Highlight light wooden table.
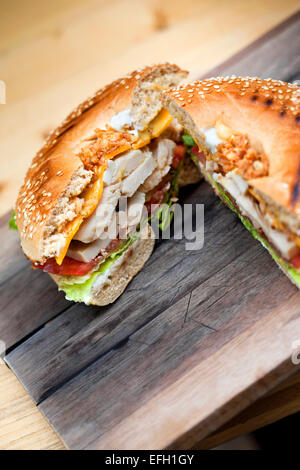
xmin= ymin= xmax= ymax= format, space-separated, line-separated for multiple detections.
xmin=0 ymin=0 xmax=299 ymax=450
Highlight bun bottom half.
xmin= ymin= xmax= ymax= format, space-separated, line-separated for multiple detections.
xmin=51 ymin=223 xmax=155 ymax=306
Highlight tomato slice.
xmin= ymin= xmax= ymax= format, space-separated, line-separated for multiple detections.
xmin=145 ymin=181 xmax=171 ymax=214
xmin=172 ymin=144 xmax=186 ymax=168
xmin=34 ymin=238 xmax=121 ymax=276
xmin=290 ymin=253 xmax=300 ymax=269
xmin=191 ymin=146 xmax=206 ymax=166
xmin=34 ymin=256 xmax=101 ymax=276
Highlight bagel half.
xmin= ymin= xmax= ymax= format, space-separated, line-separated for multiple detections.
xmin=16 ymin=63 xmax=187 ymax=263
xmin=163 ymin=76 xmax=300 ymax=288
xmin=15 ymin=63 xmax=202 ymax=306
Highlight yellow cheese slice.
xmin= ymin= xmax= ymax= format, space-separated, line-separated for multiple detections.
xmin=55 ymin=217 xmax=84 ymax=265
xmin=55 ymin=168 xmax=105 ymax=264
xmin=55 ymin=109 xmax=172 ymax=264
xmin=55 ymin=144 xmax=132 ymax=264
xmin=150 ymin=108 xmax=173 ymax=138
xmin=133 ymin=129 xmax=151 ymax=149
xmin=133 ymin=108 xmax=173 ymax=149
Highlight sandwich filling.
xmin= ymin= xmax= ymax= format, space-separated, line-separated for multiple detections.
xmin=182 ymin=122 xmax=300 ymax=286
xmin=32 ymin=110 xmax=198 ymax=303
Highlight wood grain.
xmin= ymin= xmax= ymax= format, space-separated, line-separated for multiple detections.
xmin=5 ymin=180 xmax=300 ymax=448
xmin=82 ymin=293 xmax=299 ymax=450
xmin=0 ymin=215 xmax=70 ymax=350
xmin=0 ymin=362 xmax=63 ymax=450
xmin=1 ymin=3 xmax=300 ymax=450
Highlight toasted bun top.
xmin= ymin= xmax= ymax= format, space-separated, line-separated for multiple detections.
xmin=16 ymin=63 xmax=187 ymax=262
xmin=163 ymin=77 xmax=300 ymax=219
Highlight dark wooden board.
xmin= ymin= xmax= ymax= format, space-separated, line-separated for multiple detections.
xmin=2 ymin=11 xmax=300 ymax=449
xmin=0 ymin=213 xmax=70 ymax=350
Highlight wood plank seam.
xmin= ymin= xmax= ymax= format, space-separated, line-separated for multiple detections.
xmin=4 ymin=304 xmax=74 ymax=356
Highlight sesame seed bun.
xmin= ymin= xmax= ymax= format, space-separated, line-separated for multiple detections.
xmin=16 ymin=63 xmax=187 ymax=263
xmin=163 ymin=77 xmax=300 ymax=231
xmin=89 ymin=222 xmax=155 ymax=305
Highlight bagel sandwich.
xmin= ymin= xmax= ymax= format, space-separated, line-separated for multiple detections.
xmin=163 ymin=77 xmax=300 ymax=288
xmin=15 ymin=63 xmax=202 ymax=306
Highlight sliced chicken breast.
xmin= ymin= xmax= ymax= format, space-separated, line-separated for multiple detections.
xmin=215 ymin=171 xmax=299 ymax=260
xmin=140 ymin=139 xmax=175 ymax=192
xmin=67 ymin=238 xmax=111 ymax=263
xmin=75 ymin=183 xmax=121 ymax=243
xmin=68 ymin=190 xmax=147 ymax=262
xmin=70 ymin=140 xmax=167 ymax=258
xmin=103 ymin=149 xmax=150 ymax=186
xmin=122 ymin=153 xmax=156 ymax=196
xmin=118 ymin=191 xmax=146 ymax=238
xmin=68 ymin=212 xmax=118 ymax=262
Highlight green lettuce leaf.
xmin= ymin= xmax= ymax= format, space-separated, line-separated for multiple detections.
xmin=182 ymin=133 xmax=200 ymax=165
xmin=206 ymin=173 xmax=300 ymax=287
xmin=58 ymin=237 xmax=135 ymax=304
xmin=155 ymin=155 xmax=185 ymax=231
xmin=9 ymin=210 xmax=18 ymax=230
xmin=182 ymin=133 xmax=196 ymax=148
